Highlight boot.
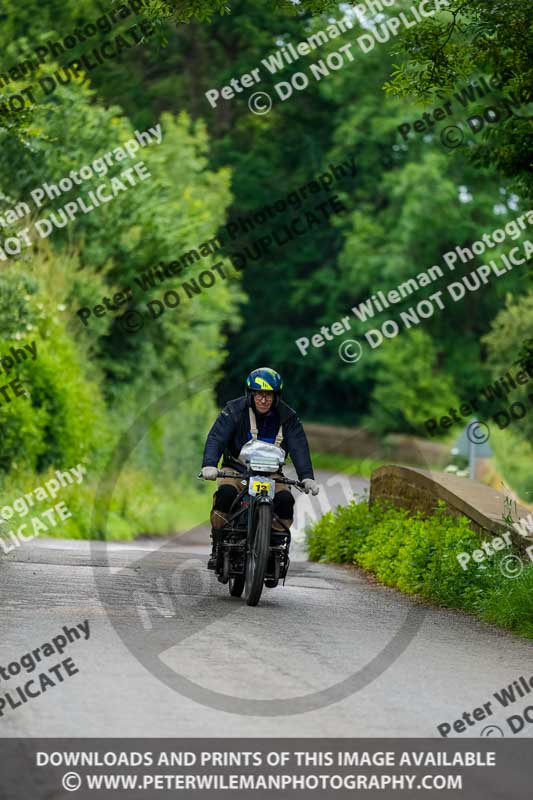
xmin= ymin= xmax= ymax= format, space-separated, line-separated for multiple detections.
xmin=207 ymin=529 xmax=219 ymax=570
xmin=207 ymin=509 xmax=229 ymax=569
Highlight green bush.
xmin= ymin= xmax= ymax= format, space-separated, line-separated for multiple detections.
xmin=0 ymin=242 xmax=219 ymax=542
xmin=366 ymin=329 xmax=460 ymax=434
xmin=307 ymin=499 xmax=533 ymax=639
xmin=477 ymin=569 xmax=533 ymax=639
xmin=0 ymin=462 xmax=212 ymax=544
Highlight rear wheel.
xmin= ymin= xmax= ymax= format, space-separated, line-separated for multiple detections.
xmin=245 ymin=503 xmax=271 ymax=606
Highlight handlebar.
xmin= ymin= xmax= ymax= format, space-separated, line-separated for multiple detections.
xmin=197 ymin=469 xmax=313 ymax=493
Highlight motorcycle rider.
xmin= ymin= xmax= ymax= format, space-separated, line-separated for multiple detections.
xmin=201 ymin=367 xmax=319 ymax=569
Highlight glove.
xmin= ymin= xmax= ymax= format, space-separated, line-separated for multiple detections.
xmin=201 ymin=466 xmax=218 ymax=481
xmin=303 ymin=478 xmax=319 ymax=496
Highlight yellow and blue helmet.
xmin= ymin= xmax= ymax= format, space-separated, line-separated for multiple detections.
xmin=245 ymin=367 xmax=283 ymax=405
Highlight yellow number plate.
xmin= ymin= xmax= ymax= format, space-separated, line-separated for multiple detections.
xmin=252 ymin=480 xmax=271 ymax=493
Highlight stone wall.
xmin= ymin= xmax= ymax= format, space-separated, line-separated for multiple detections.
xmin=304 ymin=423 xmax=450 ymax=468
xmin=369 ymin=465 xmax=533 ymax=554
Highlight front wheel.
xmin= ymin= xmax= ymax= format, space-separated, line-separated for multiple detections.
xmin=245 ymin=503 xmax=271 ymax=606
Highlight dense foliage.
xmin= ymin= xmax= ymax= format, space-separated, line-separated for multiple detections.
xmin=0 ymin=0 xmax=531 ymax=535
xmin=384 ymin=0 xmax=533 ymax=202
xmin=307 ymin=499 xmax=533 ymax=638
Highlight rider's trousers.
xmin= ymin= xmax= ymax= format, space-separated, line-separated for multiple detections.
xmin=211 ymin=476 xmax=294 ymax=531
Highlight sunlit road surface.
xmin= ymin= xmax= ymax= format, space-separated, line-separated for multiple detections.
xmin=0 ymin=471 xmax=531 ymax=738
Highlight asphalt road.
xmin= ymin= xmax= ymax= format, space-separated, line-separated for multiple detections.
xmin=0 ymin=470 xmax=532 ymax=738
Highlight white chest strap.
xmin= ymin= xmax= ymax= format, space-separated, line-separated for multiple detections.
xmin=248 ymin=407 xmax=283 ymax=447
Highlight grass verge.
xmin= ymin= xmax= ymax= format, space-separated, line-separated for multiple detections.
xmin=0 ymin=465 xmax=211 ymax=543
xmin=312 ymin=453 xmax=387 ymax=477
xmin=306 ymin=498 xmax=533 ymax=639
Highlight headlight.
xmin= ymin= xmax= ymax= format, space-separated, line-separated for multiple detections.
xmin=249 ymin=459 xmax=280 ymax=472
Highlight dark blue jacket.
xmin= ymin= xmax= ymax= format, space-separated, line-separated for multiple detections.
xmin=202 ymin=396 xmax=314 ymax=480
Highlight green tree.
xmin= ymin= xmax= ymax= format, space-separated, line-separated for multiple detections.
xmin=366 ymin=329 xmax=459 ymax=433
xmin=384 ymin=0 xmax=533 ymax=201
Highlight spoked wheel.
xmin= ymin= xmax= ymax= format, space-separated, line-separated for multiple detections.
xmin=245 ymin=503 xmax=271 ymax=606
xmin=229 ymin=575 xmax=245 ymax=597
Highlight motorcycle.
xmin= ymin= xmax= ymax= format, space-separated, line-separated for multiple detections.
xmin=198 ymin=442 xmax=312 ymax=606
